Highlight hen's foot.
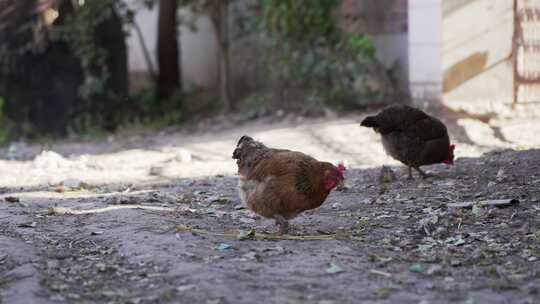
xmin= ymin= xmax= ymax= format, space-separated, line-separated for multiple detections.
xmin=414 ymin=167 xmax=434 ymax=179
xmin=273 ymin=215 xmax=289 ymax=235
xmin=407 ymin=167 xmax=414 ymax=180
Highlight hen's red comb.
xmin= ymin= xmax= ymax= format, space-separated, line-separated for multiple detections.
xmin=337 ymin=163 xmax=346 ymax=172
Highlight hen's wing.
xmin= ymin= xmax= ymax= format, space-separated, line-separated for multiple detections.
xmin=375 ymin=106 xmax=450 ymax=165
xmin=244 ymin=152 xmax=322 ymax=218
xmin=373 ymin=105 xmax=429 ymax=134
xmin=406 ymin=116 xmax=448 ymax=141
xmin=386 ymin=115 xmax=450 ymax=166
xmin=247 ymin=150 xmax=317 ymax=189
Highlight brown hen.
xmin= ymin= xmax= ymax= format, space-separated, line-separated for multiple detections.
xmin=232 ymin=136 xmax=345 ymax=235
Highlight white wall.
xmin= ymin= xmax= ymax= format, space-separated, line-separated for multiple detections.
xmin=125 ymin=2 xmax=218 ymax=89
xmin=442 ymin=0 xmax=514 ymax=113
xmin=372 ymin=33 xmax=409 ymax=86
xmin=126 ymin=0 xmax=412 ymax=94
xmin=178 ymin=10 xmax=218 ymax=89
xmin=408 ymin=0 xmax=443 ymax=105
xmin=126 ymin=4 xmax=158 ymax=72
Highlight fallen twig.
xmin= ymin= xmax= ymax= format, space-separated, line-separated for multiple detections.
xmin=176 ymin=225 xmax=357 ymax=241
xmin=40 ymin=204 xmax=193 ymax=216
xmin=369 ymin=269 xmax=393 ymax=278
xmin=447 ymin=199 xmax=519 ymax=209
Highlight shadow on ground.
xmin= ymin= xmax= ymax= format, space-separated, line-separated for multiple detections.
xmin=0 ymin=149 xmax=539 ymax=303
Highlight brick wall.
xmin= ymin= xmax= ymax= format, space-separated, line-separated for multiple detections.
xmin=338 ymin=0 xmax=408 ymax=35
xmin=337 ymin=0 xmax=410 ymax=89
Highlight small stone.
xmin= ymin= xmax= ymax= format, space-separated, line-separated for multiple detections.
xmin=409 ymin=263 xmax=423 ymax=273
xmin=149 ymin=166 xmax=164 ymax=176
xmin=450 ymin=259 xmax=462 ymax=267
xmin=496 ymin=169 xmax=506 ymax=181
xmin=47 ymin=259 xmax=59 ymax=270
xmin=243 ymin=252 xmax=262 ymax=262
xmin=63 ymin=178 xmax=83 ymax=189
xmin=237 ymin=230 xmax=255 ymax=240
xmin=215 ymin=243 xmax=232 ymax=251
xmin=326 ymin=263 xmax=344 ymax=274
xmin=176 ymin=149 xmax=192 ymax=163
xmin=379 ymin=166 xmax=396 ymax=183
xmin=177 ymin=284 xmax=196 ymax=292
xmin=426 ymin=265 xmax=443 ymax=276
xmin=96 ymin=262 xmax=107 ymax=272
xmin=4 ymin=196 xmax=19 ymax=203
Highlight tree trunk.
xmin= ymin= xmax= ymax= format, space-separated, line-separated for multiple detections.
xmin=94 ymin=6 xmax=129 ymax=131
xmin=210 ymin=1 xmax=232 ymax=112
xmin=157 ymin=0 xmax=180 ymax=100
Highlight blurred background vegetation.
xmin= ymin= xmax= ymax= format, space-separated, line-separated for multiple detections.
xmin=0 ymin=0 xmax=403 ymax=141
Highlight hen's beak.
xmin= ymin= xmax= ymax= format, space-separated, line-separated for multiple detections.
xmin=232 ymin=148 xmax=240 ymax=159
xmin=336 ymin=179 xmax=346 ymax=191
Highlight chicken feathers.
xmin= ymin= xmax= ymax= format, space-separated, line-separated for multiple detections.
xmin=232 ymin=136 xmax=345 ymax=234
xmin=361 ymin=105 xmax=455 ymax=179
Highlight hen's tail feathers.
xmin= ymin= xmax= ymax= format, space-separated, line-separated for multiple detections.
xmin=232 ymin=135 xmax=254 ymax=160
xmin=360 ymin=116 xmax=379 ymax=129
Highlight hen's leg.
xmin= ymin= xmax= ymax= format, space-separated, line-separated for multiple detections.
xmin=414 ymin=167 xmax=432 ymax=179
xmin=273 ymin=215 xmax=289 ymax=235
xmin=407 ymin=167 xmax=414 ymax=180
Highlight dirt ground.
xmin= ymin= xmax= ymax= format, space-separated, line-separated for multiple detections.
xmin=0 ymin=109 xmax=539 ymax=304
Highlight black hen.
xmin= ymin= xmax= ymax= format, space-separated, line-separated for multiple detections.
xmin=361 ymin=105 xmax=455 ymax=179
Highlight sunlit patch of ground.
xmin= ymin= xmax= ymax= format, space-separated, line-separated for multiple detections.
xmin=1 ymin=112 xmax=539 ymax=189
